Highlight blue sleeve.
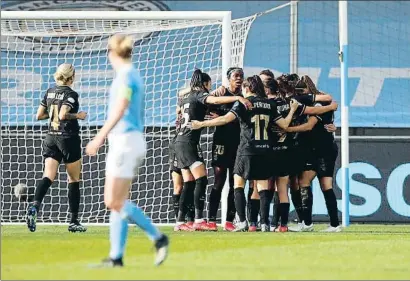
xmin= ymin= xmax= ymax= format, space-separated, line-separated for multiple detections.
xmin=118 ymin=70 xmax=143 ymax=101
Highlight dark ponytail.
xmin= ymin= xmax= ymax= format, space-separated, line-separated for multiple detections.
xmin=243 ymin=75 xmax=266 ymax=98
xmin=190 ymin=68 xmax=211 ymax=93
xmin=264 ymin=77 xmax=278 ymax=94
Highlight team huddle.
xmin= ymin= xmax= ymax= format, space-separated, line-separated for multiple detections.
xmin=170 ymin=68 xmax=341 ymax=233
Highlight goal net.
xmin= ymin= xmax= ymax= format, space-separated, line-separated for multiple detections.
xmin=1 ymin=11 xmax=258 ymax=224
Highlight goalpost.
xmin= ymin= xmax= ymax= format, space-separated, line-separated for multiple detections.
xmin=0 ymin=10 xmax=258 ymax=225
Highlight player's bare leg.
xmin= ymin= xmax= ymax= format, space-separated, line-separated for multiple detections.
xmin=66 ymin=159 xmax=87 ymax=232
xmin=97 ymin=176 xmax=168 ymax=267
xmin=27 ymin=157 xmax=58 ymax=232
xmin=320 ymin=177 xmax=342 ymax=232
xmin=233 ymin=175 xmax=248 ymax=232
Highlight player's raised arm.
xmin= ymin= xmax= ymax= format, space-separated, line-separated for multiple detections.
xmin=274 ymin=99 xmax=298 ymax=130
xmin=286 ymin=116 xmax=318 ymax=132
xmin=303 ymin=101 xmax=338 ymax=115
xmin=191 ymin=111 xmax=236 ymax=129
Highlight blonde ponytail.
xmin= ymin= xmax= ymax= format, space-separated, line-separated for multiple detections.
xmin=108 ymin=34 xmax=133 ymax=60
xmin=54 ymin=63 xmax=75 ymax=86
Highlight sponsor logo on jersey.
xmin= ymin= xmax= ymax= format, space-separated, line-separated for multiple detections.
xmin=1 ymin=0 xmax=170 ymax=54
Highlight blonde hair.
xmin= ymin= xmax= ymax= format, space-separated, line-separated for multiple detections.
xmin=54 ymin=63 xmax=75 ymax=86
xmin=108 ymin=34 xmax=133 ymax=60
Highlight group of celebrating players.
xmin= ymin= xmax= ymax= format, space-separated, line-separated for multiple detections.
xmin=169 ymin=67 xmax=342 ymax=233
xmin=21 ymin=34 xmax=340 ymax=267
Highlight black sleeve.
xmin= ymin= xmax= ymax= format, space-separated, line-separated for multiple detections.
xmin=296 ymin=102 xmax=306 ymax=116
xmin=297 ymin=94 xmax=316 ymax=106
xmin=62 ymin=91 xmax=78 ymax=109
xmin=229 ymin=101 xmax=246 ymax=120
xmin=40 ymin=91 xmax=48 ymax=107
xmin=269 ymin=101 xmax=282 ymax=122
xmin=196 ymin=91 xmax=210 ymax=105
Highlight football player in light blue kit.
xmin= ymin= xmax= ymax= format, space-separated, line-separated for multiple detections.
xmin=86 ymin=34 xmax=169 ymax=267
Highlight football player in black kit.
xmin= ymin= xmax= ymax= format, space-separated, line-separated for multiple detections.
xmin=262 ymin=74 xmax=338 ymax=232
xmin=286 ymin=75 xmax=341 ymax=232
xmin=170 ymin=94 xmax=196 ymax=231
xmin=276 ymin=73 xmax=334 ymax=232
xmin=26 ymin=63 xmax=87 ymax=233
xmin=192 ymin=75 xmax=298 ymax=232
xmin=206 ymin=67 xmax=244 ymax=232
xmin=174 ymin=69 xmax=252 ymax=231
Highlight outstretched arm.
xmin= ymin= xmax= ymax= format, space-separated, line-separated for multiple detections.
xmin=191 ymin=112 xmax=237 ymax=130
xmin=315 ymin=94 xmax=332 ymax=102
xmin=304 ymin=101 xmax=338 ymax=115
xmin=274 ymin=99 xmax=298 ymax=130
xmin=205 ymin=95 xmax=252 ymax=109
xmin=286 ymin=116 xmax=318 ymax=132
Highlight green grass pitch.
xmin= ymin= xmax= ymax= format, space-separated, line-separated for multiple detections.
xmin=1 ymin=224 xmax=409 ymax=280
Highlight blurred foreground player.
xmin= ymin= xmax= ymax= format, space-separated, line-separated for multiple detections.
xmin=26 ymin=63 xmax=87 ymax=233
xmin=86 ymin=34 xmax=168 ymax=267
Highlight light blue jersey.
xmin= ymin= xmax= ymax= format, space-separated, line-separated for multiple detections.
xmin=108 ymin=64 xmax=144 ymax=134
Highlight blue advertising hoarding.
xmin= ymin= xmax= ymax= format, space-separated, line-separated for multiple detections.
xmin=1 ymin=0 xmax=410 ymax=127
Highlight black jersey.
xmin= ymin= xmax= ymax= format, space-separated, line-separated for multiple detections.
xmin=176 ymin=89 xmax=209 ymax=143
xmin=209 ymin=89 xmax=241 ymax=145
xmin=230 ymin=96 xmax=282 ymax=156
xmin=311 ymin=101 xmax=335 ymax=147
xmin=293 ymin=94 xmax=317 ymax=146
xmin=270 ymin=96 xmax=306 ymax=149
xmin=40 ymin=85 xmax=80 ymax=136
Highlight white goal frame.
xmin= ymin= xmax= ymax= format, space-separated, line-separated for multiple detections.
xmin=1 ymin=10 xmax=236 ymax=226
xmin=1 ymin=10 xmax=232 ymax=85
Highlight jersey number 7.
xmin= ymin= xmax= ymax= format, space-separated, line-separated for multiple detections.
xmin=251 ymin=114 xmax=270 ymax=141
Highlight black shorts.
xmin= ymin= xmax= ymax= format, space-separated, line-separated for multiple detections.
xmin=211 ymin=141 xmax=239 ymax=169
xmin=286 ymin=144 xmax=307 ymax=176
xmin=233 ymin=154 xmax=273 ymax=180
xmin=271 ymin=148 xmax=291 ymax=177
xmin=42 ymin=134 xmax=82 ymax=164
xmin=174 ymin=141 xmax=204 ymax=169
xmin=315 ymin=142 xmax=338 ymax=178
xmin=168 ymin=142 xmax=181 ymax=175
xmin=299 ymin=144 xmax=318 ymax=173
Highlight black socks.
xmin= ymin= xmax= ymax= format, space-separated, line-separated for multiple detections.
xmin=323 ymin=189 xmax=340 ymax=227
xmin=194 ymin=176 xmax=208 ymax=220
xmin=234 ymin=188 xmax=246 ymax=222
xmin=68 ymin=182 xmax=80 ymax=223
xmin=33 ymin=177 xmax=53 ymax=210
